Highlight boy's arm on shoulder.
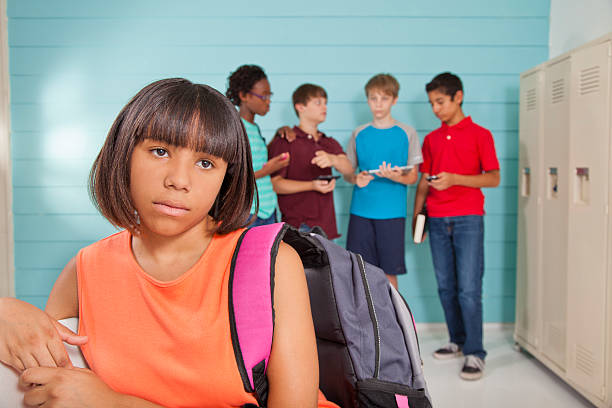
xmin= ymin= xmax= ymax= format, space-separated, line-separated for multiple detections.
xmin=46 ymin=256 xmax=79 ymax=320
xmin=266 ymin=242 xmax=318 ymax=408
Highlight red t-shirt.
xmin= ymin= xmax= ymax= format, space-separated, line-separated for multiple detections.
xmin=268 ymin=126 xmax=344 ymax=239
xmin=419 ymin=116 xmax=499 ymax=217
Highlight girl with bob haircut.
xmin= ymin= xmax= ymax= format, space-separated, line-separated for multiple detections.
xmin=0 ymin=78 xmax=335 ymax=408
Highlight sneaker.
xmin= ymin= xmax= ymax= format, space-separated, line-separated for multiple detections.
xmin=460 ymin=355 xmax=485 ymax=380
xmin=432 ymin=343 xmax=462 ymax=360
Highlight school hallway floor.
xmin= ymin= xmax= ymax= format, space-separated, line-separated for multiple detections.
xmin=417 ymin=325 xmax=595 ymax=408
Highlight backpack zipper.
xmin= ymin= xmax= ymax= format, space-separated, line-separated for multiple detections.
xmin=356 ymin=254 xmax=381 ymax=378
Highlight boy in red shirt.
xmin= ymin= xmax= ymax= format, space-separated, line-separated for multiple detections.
xmin=268 ymin=84 xmax=353 ymax=239
xmin=413 ymin=72 xmax=500 ymax=380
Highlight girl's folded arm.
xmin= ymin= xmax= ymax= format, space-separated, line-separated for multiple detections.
xmin=266 ymin=242 xmax=318 ymax=408
xmin=46 ymin=256 xmax=79 ymax=320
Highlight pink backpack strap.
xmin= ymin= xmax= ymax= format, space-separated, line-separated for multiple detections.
xmin=229 ymin=222 xmax=288 ymax=406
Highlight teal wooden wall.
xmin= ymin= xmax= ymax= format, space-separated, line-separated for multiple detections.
xmin=8 ymin=0 xmax=550 ymax=321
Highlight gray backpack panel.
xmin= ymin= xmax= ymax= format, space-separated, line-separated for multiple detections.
xmin=283 ymin=227 xmax=433 ymax=408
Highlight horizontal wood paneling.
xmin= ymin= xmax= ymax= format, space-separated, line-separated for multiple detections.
xmin=9 ymin=18 xmax=548 ymax=47
xmin=10 ymin=46 xmax=546 ymax=76
xmin=8 ymin=1 xmax=550 ymax=18
xmin=8 ymin=0 xmax=550 ymax=322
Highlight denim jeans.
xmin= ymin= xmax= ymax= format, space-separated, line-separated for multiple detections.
xmin=428 ymin=215 xmax=486 ymax=360
xmin=249 ymin=210 xmax=277 ymax=227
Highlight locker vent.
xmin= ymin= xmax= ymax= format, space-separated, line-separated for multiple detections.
xmin=575 ymin=344 xmax=595 ymax=377
xmin=526 ymin=88 xmax=537 ymax=111
xmin=579 ymin=66 xmax=600 ymax=96
xmin=551 ymin=78 xmax=565 ymax=104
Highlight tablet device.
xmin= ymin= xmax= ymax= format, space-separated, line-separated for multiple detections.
xmin=367 ymin=165 xmax=414 ymax=174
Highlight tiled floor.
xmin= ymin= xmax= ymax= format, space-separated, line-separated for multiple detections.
xmin=418 ymin=325 xmax=595 ymax=408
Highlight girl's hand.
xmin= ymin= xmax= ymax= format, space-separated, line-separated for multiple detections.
xmin=264 ymin=152 xmax=290 ymax=174
xmin=0 ymin=298 xmax=87 ymax=372
xmin=20 ymin=367 xmax=121 ymax=408
xmin=311 ymin=179 xmax=336 ymax=194
xmin=428 ymin=171 xmax=455 ymax=191
xmin=355 ymin=171 xmax=374 ymax=188
xmin=377 ymin=162 xmax=403 ymax=182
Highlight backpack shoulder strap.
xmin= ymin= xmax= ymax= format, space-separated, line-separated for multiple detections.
xmin=229 ymin=222 xmax=288 ymax=406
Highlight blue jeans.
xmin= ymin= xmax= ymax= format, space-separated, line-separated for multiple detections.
xmin=250 ymin=210 xmax=277 ymax=227
xmin=428 ymin=215 xmax=486 ymax=360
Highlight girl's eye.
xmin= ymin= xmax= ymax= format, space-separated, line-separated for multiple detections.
xmin=152 ymin=148 xmax=168 ymax=157
xmin=197 ymin=159 xmax=213 ymax=169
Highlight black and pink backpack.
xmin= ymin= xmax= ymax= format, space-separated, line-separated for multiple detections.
xmin=229 ymin=223 xmax=433 ymax=408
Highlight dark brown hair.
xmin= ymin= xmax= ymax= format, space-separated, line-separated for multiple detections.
xmin=426 ymin=72 xmax=463 ymax=106
xmin=292 ymin=83 xmax=327 ymax=116
xmin=226 ymin=65 xmax=267 ymax=106
xmin=365 ymin=73 xmax=400 ymax=98
xmin=89 ymin=78 xmax=256 ymax=234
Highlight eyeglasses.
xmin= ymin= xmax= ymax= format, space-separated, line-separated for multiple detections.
xmin=248 ymin=91 xmax=273 ymax=101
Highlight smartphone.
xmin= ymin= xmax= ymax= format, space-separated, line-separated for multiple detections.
xmin=426 ymin=175 xmax=439 ymax=181
xmin=316 ymin=174 xmax=341 ymax=181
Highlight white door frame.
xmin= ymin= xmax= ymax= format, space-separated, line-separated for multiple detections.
xmin=0 ymin=0 xmax=14 ymax=298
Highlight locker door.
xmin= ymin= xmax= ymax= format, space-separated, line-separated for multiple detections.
xmin=516 ymin=69 xmax=544 ymax=349
xmin=541 ymin=57 xmax=571 ymax=370
xmin=567 ymin=40 xmax=611 ymax=399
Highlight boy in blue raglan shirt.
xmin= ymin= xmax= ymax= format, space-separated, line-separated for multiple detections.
xmin=345 ymin=73 xmax=423 ymax=289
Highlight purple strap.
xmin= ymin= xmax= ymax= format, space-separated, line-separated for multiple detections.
xmin=231 ymin=223 xmax=285 ymax=391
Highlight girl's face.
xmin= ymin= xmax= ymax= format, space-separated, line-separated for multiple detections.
xmin=242 ymin=78 xmax=272 ymax=116
xmin=129 ymin=139 xmax=228 ymax=237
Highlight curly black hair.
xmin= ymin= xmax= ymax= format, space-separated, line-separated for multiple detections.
xmin=226 ymin=65 xmax=267 ymax=106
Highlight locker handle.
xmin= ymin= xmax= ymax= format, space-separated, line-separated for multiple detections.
xmin=521 ymin=167 xmax=530 ymax=197
xmin=574 ymin=167 xmax=590 ymax=205
xmin=548 ymin=167 xmax=558 ymax=199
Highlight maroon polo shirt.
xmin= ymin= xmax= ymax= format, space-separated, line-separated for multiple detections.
xmin=420 ymin=116 xmax=500 ymax=217
xmin=268 ymin=126 xmax=345 ymax=239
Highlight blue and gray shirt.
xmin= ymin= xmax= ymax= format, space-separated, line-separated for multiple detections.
xmin=346 ymin=121 xmax=423 ymax=219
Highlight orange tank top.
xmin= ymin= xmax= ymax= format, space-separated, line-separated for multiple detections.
xmin=77 ymin=229 xmax=258 ymax=407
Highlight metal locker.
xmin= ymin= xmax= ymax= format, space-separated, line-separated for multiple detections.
xmin=540 ymin=56 xmax=571 ymax=371
xmin=566 ymin=40 xmax=611 ymax=400
xmin=515 ymin=68 xmax=545 ymax=350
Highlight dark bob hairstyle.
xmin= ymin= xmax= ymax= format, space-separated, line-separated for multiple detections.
xmin=89 ymin=78 xmax=257 ymax=234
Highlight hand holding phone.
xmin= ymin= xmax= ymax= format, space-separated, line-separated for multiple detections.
xmin=316 ymin=174 xmax=341 ymax=181
xmin=426 ymin=175 xmax=439 ymax=181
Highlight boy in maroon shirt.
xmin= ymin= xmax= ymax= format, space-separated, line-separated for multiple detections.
xmin=413 ymin=72 xmax=500 ymax=380
xmin=268 ymin=84 xmax=353 ymax=239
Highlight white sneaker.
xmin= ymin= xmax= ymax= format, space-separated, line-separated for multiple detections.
xmin=460 ymin=355 xmax=485 ymax=380
xmin=432 ymin=343 xmax=463 ymax=360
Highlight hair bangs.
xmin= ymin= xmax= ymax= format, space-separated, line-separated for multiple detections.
xmin=135 ymin=84 xmax=241 ymax=165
